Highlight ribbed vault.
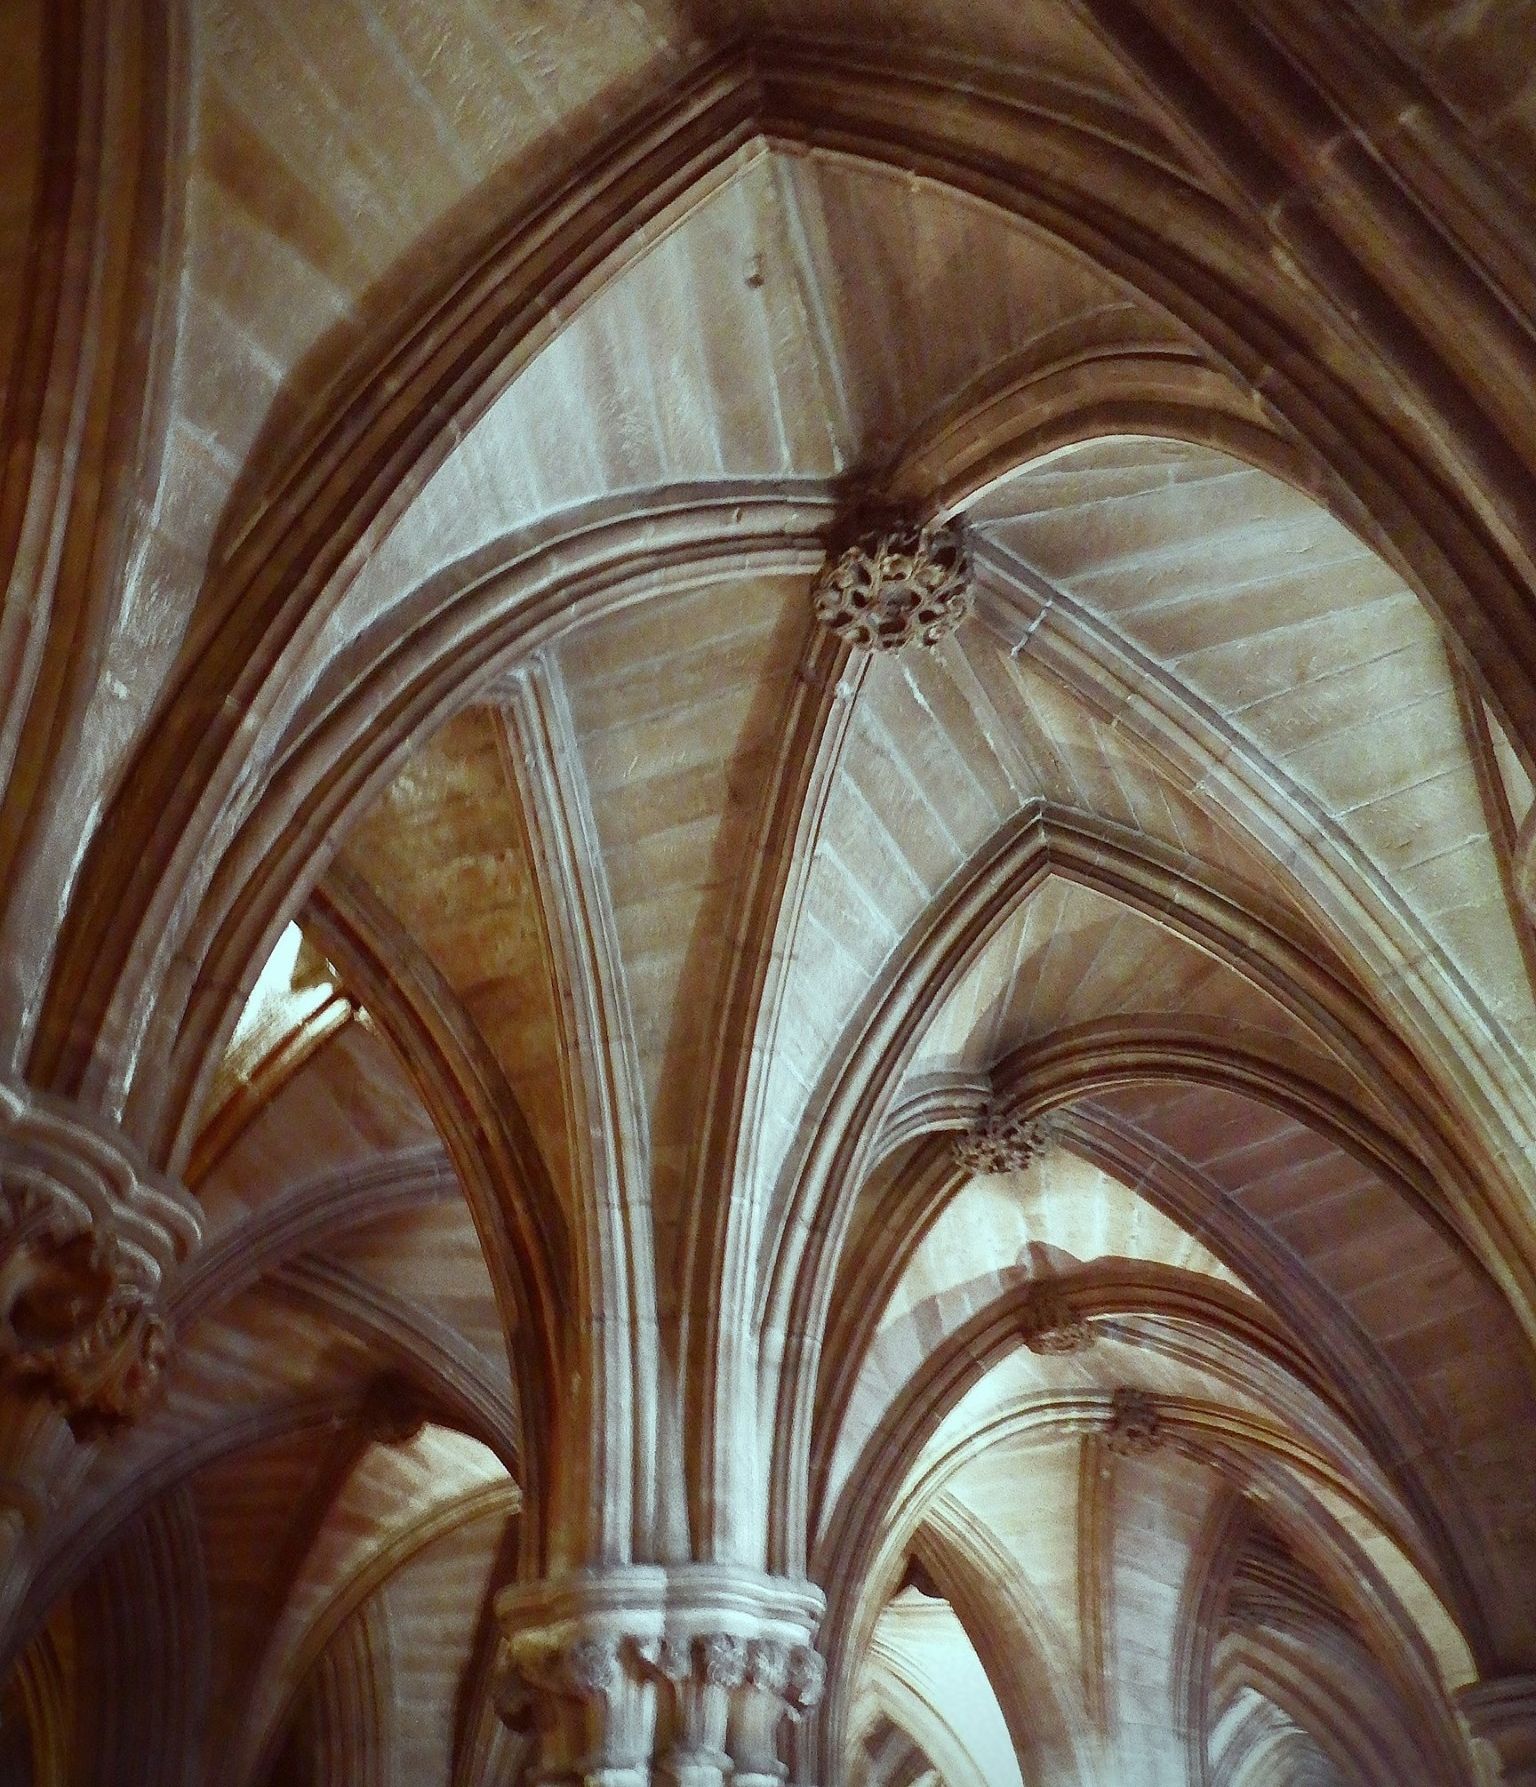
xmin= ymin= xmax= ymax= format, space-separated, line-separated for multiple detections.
xmin=4 ymin=2 xmax=1536 ymax=1783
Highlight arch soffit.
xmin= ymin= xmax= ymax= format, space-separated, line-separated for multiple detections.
xmin=301 ymin=867 xmax=564 ymax=1508
xmin=1177 ymin=1488 xmax=1255 ymax=1787
xmin=139 ymin=491 xmax=833 ymax=1168
xmin=815 ymin=1260 xmax=1435 ymax=1560
xmin=919 ymin=1461 xmax=1451 ymax=1786
xmin=158 ymin=380 xmax=1329 ymax=1179
xmin=128 ymin=443 xmax=1464 ymax=1258
xmin=35 ymin=425 xmax=1521 ymax=1472
xmin=0 ymin=0 xmax=193 ymax=1048
xmin=260 ymin=427 xmax=1536 ymax=1258
xmin=237 ymin=1464 xmax=516 ymax=1787
xmin=802 ymin=1015 xmax=1536 ymax=1657
xmin=816 ymin=1101 xmax=1526 ymax=1657
xmin=59 ymin=1487 xmax=209 ymax=1787
xmin=171 ymin=1143 xmax=460 ymax=1329
xmin=965 ymin=519 xmax=1536 ymax=1151
xmin=915 ymin=1497 xmax=1092 ymax=1786
xmin=8 ymin=41 xmax=1521 ymax=1715
xmin=6 ymin=1393 xmax=348 ymax=1681
xmin=170 ymin=518 xmax=1536 ymax=1608
xmin=812 ymin=1133 xmax=1475 ymax=1513
xmin=814 ymin=1231 xmax=1502 ymax=1655
xmin=860 ymin=1619 xmax=1009 ymax=1787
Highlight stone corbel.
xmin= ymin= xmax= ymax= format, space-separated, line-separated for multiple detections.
xmin=493 ymin=1631 xmax=641 ymax=1786
xmin=0 ymin=1083 xmax=199 ymax=1427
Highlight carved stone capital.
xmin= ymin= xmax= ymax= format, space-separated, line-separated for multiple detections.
xmin=696 ymin=1631 xmax=747 ymax=1690
xmin=493 ymin=1566 xmax=825 ymax=1787
xmin=1105 ymin=1388 xmax=1164 ymax=1457
xmin=811 ymin=511 xmax=972 ymax=653
xmin=490 ymin=1642 xmax=538 ymax=1734
xmin=565 ymin=1635 xmax=623 ymax=1697
xmin=492 ymin=1631 xmax=638 ymax=1784
xmin=500 ymin=1633 xmax=624 ymax=1703
xmin=953 ymin=1106 xmax=1046 ymax=1176
xmin=783 ymin=1644 xmax=826 ymax=1714
xmin=0 ymin=1085 xmax=199 ymax=1426
xmin=744 ymin=1638 xmax=790 ymax=1696
xmin=633 ymin=1634 xmax=693 ymax=1684
xmin=1017 ymin=1285 xmax=1093 ymax=1355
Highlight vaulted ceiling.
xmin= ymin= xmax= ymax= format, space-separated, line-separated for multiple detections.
xmin=3 ymin=3 xmax=1536 ymax=1784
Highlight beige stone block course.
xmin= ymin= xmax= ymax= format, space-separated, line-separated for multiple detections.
xmin=599 ymin=781 xmax=725 ymax=880
xmin=801 ymin=845 xmax=901 ymax=968
xmin=610 ymin=883 xmax=716 ymax=973
xmin=195 ymin=82 xmax=365 ymax=301
xmin=202 ymin=23 xmax=406 ymax=263
xmin=1121 ymin=543 xmax=1402 ymax=664
xmin=1262 ymin=1195 xmax=1403 ymax=1279
xmin=1223 ymin=647 xmax=1430 ymax=783
xmin=1004 ymin=486 xmax=1296 ymax=597
xmin=1343 ymin=766 xmax=1485 ymax=876
xmin=1172 ymin=599 xmax=1429 ymax=734
xmin=819 ymin=768 xmax=948 ymax=917
xmin=563 ymin=571 xmax=799 ymax=682
xmin=1410 ymin=896 xmax=1536 ymax=1020
xmin=1288 ymin=694 xmax=1464 ymax=819
xmin=592 ymin=763 xmax=755 ymax=869
xmin=884 ymin=653 xmax=1023 ymax=822
xmin=577 ymin=697 xmax=780 ymax=819
xmin=1396 ymin=831 xmax=1512 ymax=924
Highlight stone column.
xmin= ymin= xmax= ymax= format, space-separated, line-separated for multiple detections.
xmin=1459 ymin=1677 xmax=1536 ymax=1786
xmin=493 ymin=1564 xmax=824 ymax=1787
xmin=0 ymin=1081 xmax=199 ymax=1428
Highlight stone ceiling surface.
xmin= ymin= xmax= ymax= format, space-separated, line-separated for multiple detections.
xmin=3 ymin=2 xmax=1536 ymax=1785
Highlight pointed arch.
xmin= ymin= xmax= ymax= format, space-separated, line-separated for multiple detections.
xmin=303 ymin=865 xmax=563 ymax=1562
xmin=31 ymin=38 xmax=1536 ymax=1199
xmin=762 ymin=805 xmax=1536 ymax=1576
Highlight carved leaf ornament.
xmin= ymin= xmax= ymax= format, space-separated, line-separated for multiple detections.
xmin=812 ymin=514 xmax=973 ymax=653
xmin=954 ymin=1107 xmax=1047 ymax=1176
